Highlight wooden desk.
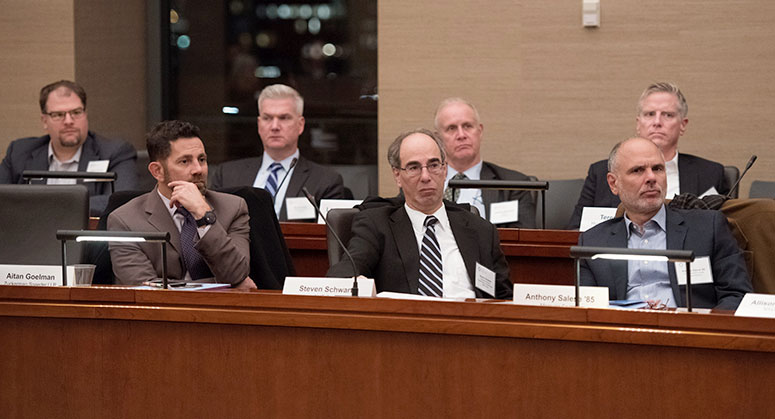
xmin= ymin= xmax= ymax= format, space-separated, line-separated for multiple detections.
xmin=1 ymin=286 xmax=773 ymax=417
xmin=282 ymin=222 xmax=579 ymax=285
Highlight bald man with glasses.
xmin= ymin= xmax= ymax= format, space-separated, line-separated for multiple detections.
xmin=327 ymin=128 xmax=512 ymax=299
xmin=0 ymin=80 xmax=138 ymax=215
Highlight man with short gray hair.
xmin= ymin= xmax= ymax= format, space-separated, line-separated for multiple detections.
xmin=568 ymin=82 xmax=729 ymax=229
xmin=210 ymin=84 xmax=345 ymax=220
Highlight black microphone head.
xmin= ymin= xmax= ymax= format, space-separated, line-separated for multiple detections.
xmin=747 ymin=155 xmax=758 ymax=169
xmin=290 ymin=157 xmax=298 ymax=169
xmin=301 ymin=186 xmax=313 ymax=201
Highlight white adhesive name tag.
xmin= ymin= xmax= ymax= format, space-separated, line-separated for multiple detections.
xmin=317 ymin=199 xmax=362 ymax=224
xmin=475 ymin=262 xmax=496 ymax=296
xmin=86 ymin=160 xmax=109 ymax=172
xmin=579 ymin=207 xmax=617 ymax=231
xmin=285 ymin=197 xmax=316 ymax=220
xmin=735 ymin=293 xmax=775 ymax=318
xmin=282 ymin=277 xmax=376 ymax=297
xmin=675 ymin=256 xmax=713 ymax=285
xmin=0 ymin=264 xmax=75 ymax=286
xmin=513 ymin=283 xmax=608 ymax=307
xmin=489 ymin=200 xmax=519 ymax=225
xmin=699 ymin=186 xmax=719 ymax=198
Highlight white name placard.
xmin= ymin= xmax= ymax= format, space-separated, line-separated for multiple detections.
xmin=317 ymin=199 xmax=362 ymax=224
xmin=735 ymin=293 xmax=775 ymax=318
xmin=283 ymin=277 xmax=376 ymax=297
xmin=513 ymin=283 xmax=609 ymax=308
xmin=285 ymin=197 xmax=316 ymax=220
xmin=489 ymin=199 xmax=519 ymax=225
xmin=579 ymin=207 xmax=617 ymax=231
xmin=0 ymin=264 xmax=75 ymax=286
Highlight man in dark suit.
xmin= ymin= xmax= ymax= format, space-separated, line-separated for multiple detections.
xmin=434 ymin=98 xmax=536 ymax=228
xmin=0 ymin=80 xmax=137 ymax=215
xmin=327 ymin=128 xmax=512 ymax=299
xmin=108 ymin=120 xmax=256 ymax=289
xmin=579 ymin=137 xmax=751 ymax=310
xmin=568 ymin=82 xmax=728 ymax=229
xmin=210 ymin=84 xmax=345 ymax=221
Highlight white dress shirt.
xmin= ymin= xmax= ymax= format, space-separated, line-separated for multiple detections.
xmin=47 ymin=142 xmax=82 ymax=185
xmin=445 ymin=160 xmax=485 ymax=217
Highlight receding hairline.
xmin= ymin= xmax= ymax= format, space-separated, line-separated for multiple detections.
xmin=433 ymin=97 xmax=481 ymax=130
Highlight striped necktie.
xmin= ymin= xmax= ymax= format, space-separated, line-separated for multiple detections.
xmin=175 ymin=207 xmax=213 ymax=280
xmin=265 ymin=162 xmax=283 ymax=197
xmin=443 ymin=172 xmax=467 ymax=202
xmin=418 ymin=215 xmax=443 ymax=297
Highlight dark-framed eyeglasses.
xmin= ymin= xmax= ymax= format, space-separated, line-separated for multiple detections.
xmin=397 ymin=161 xmax=445 ymax=177
xmin=44 ymin=107 xmax=86 ymax=122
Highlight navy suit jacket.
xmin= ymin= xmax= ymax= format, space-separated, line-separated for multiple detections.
xmin=578 ymin=207 xmax=751 ymax=310
xmin=326 ymin=202 xmax=513 ymax=299
xmin=209 ymin=155 xmax=345 ymax=221
xmin=0 ymin=131 xmax=138 ymax=215
xmin=568 ymin=153 xmax=727 ymax=229
xmin=478 ymin=161 xmax=537 ymax=229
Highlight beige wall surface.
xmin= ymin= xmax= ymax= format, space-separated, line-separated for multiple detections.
xmin=0 ymin=0 xmax=75 ymax=155
xmin=378 ymin=0 xmax=775 ymax=197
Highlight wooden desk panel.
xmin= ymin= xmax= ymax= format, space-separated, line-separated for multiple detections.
xmin=281 ymin=222 xmax=580 ymax=284
xmin=1 ymin=286 xmax=773 ymax=418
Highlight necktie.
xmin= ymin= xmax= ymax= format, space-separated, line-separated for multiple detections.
xmin=175 ymin=207 xmax=213 ymax=280
xmin=265 ymin=162 xmax=284 ymax=197
xmin=418 ymin=215 xmax=443 ymax=297
xmin=443 ymin=173 xmax=467 ymax=202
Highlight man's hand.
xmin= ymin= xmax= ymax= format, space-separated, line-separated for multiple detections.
xmin=233 ymin=277 xmax=258 ymax=291
xmin=168 ymin=180 xmax=210 ymax=218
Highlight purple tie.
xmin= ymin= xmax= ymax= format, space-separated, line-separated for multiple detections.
xmin=175 ymin=207 xmax=213 ymax=280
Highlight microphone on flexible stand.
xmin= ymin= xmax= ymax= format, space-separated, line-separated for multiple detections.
xmin=726 ymin=155 xmax=757 ymax=199
xmin=272 ymin=157 xmax=298 ymax=205
xmin=301 ymin=186 xmax=360 ymax=297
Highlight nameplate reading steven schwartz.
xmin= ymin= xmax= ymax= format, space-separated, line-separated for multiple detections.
xmin=282 ymin=277 xmax=377 ymax=297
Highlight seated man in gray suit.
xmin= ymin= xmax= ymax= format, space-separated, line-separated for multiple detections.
xmin=210 ymin=84 xmax=345 ymax=221
xmin=109 ymin=120 xmax=256 ymax=289
xmin=0 ymin=80 xmax=138 ymax=215
xmin=434 ymin=98 xmax=536 ymax=228
xmin=569 ymin=82 xmax=729 ymax=229
xmin=327 ymin=128 xmax=512 ymax=299
xmin=579 ymin=137 xmax=751 ymax=310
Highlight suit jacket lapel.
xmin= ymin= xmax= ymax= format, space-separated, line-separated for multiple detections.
xmin=144 ymin=189 xmax=182 ymax=255
xmin=606 ymin=220 xmax=629 ymax=299
xmin=678 ymin=153 xmax=699 ymax=194
xmin=665 ymin=208 xmax=688 ymax=305
xmin=282 ymin=157 xmax=310 ymax=220
xmin=447 ymin=206 xmax=484 ymax=295
xmin=76 ymin=134 xmax=100 ymax=195
xmin=479 ymin=163 xmax=496 ymax=219
xmin=26 ymin=139 xmax=51 ymax=183
xmin=389 ymin=207 xmax=421 ymax=293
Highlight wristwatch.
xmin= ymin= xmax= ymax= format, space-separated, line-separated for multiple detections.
xmin=196 ymin=210 xmax=216 ymax=227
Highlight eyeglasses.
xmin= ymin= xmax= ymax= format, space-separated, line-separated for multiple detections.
xmin=645 ymin=298 xmax=669 ymax=310
xmin=44 ymin=108 xmax=86 ymax=122
xmin=396 ymin=161 xmax=445 ymax=177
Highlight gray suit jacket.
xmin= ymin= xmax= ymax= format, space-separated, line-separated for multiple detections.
xmin=107 ymin=188 xmax=250 ymax=286
xmin=326 ymin=202 xmax=512 ymax=299
xmin=568 ymin=153 xmax=727 ymax=229
xmin=479 ymin=161 xmax=537 ymax=228
xmin=0 ymin=131 xmax=138 ymax=215
xmin=578 ymin=206 xmax=751 ymax=310
xmin=209 ymin=155 xmax=345 ymax=221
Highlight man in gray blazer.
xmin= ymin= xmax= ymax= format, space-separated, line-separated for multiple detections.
xmin=109 ymin=120 xmax=255 ymax=289
xmin=433 ymin=97 xmax=536 ymax=228
xmin=327 ymin=129 xmax=512 ymax=299
xmin=0 ymin=80 xmax=137 ymax=215
xmin=210 ymin=84 xmax=345 ymax=221
xmin=578 ymin=137 xmax=750 ymax=310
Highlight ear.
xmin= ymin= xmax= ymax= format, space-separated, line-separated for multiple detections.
xmin=148 ymin=161 xmax=165 ymax=183
xmin=392 ymin=167 xmax=402 ymax=189
xmin=297 ymin=116 xmax=305 ymax=135
xmin=41 ymin=114 xmax=48 ymax=131
xmin=679 ymin=117 xmax=688 ymax=136
xmin=607 ymin=172 xmax=619 ymax=196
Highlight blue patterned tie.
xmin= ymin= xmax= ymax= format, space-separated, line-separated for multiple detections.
xmin=265 ymin=162 xmax=283 ymax=197
xmin=175 ymin=207 xmax=213 ymax=280
xmin=418 ymin=216 xmax=443 ymax=297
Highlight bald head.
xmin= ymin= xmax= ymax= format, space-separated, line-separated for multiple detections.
xmin=606 ymin=137 xmax=667 ymax=225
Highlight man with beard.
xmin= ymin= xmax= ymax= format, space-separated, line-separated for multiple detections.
xmin=0 ymin=80 xmax=138 ymax=215
xmin=108 ymin=120 xmax=255 ymax=289
xmin=578 ymin=137 xmax=750 ymax=310
xmin=568 ymin=82 xmax=729 ymax=229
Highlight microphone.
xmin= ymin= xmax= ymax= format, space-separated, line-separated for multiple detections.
xmin=272 ymin=157 xmax=298 ymax=204
xmin=725 ymin=155 xmax=757 ymax=199
xmin=301 ymin=186 xmax=360 ymax=297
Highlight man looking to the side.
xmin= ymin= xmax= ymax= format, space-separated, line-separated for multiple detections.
xmin=210 ymin=84 xmax=345 ymax=220
xmin=109 ymin=120 xmax=255 ymax=289
xmin=327 ymin=128 xmax=512 ymax=299
xmin=434 ymin=97 xmax=536 ymax=228
xmin=579 ymin=137 xmax=751 ymax=310
xmin=568 ymin=82 xmax=729 ymax=229
xmin=0 ymin=80 xmax=138 ymax=215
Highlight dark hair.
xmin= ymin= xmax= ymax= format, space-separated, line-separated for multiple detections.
xmin=146 ymin=120 xmax=201 ymax=162
xmin=39 ymin=80 xmax=87 ymax=113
